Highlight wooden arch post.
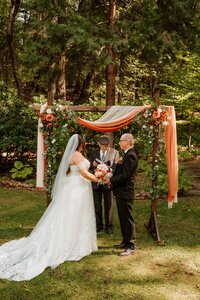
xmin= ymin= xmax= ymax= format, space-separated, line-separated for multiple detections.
xmin=144 ymin=90 xmax=164 ymax=246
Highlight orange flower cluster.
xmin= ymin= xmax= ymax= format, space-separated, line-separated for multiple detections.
xmin=39 ymin=113 xmax=58 ymax=127
xmin=152 ymin=109 xmax=171 ymax=126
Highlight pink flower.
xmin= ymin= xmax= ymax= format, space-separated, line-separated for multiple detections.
xmin=154 ymin=121 xmax=159 ymax=126
xmin=152 ymin=110 xmax=161 ymax=119
xmin=46 ymin=114 xmax=55 ymax=122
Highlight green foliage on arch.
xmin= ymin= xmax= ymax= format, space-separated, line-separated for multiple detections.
xmin=39 ymin=102 xmax=173 ymax=199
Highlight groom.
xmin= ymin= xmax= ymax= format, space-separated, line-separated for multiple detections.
xmin=106 ymin=133 xmax=138 ymax=256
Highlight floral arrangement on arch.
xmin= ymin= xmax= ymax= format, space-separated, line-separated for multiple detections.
xmin=38 ymin=103 xmax=76 ymax=195
xmin=134 ymin=105 xmax=173 ymax=199
xmin=135 ymin=106 xmax=172 ymax=150
xmin=151 ymin=107 xmax=172 ymax=126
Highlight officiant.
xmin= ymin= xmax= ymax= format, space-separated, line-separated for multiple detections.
xmin=89 ymin=135 xmax=119 ymax=234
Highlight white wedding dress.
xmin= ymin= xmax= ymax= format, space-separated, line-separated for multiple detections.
xmin=0 ymin=159 xmax=97 ymax=281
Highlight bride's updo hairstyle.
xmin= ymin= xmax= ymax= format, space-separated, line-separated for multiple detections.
xmin=76 ymin=135 xmax=86 ymax=156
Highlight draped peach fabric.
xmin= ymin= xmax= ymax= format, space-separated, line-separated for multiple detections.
xmin=77 ymin=106 xmax=149 ymax=131
xmin=162 ymin=106 xmax=178 ymax=208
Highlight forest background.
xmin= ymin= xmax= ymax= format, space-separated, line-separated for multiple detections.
xmin=0 ymin=0 xmax=200 ymax=190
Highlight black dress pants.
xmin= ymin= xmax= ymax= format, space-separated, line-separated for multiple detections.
xmin=116 ymin=197 xmax=136 ymax=248
xmin=93 ymin=186 xmax=113 ymax=230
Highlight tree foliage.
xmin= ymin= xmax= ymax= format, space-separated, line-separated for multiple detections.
xmin=0 ymin=0 xmax=199 ymax=154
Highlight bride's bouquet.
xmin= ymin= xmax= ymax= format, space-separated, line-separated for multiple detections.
xmin=94 ymin=163 xmax=113 ymax=185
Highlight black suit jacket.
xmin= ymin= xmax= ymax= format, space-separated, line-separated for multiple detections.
xmin=110 ymin=148 xmax=138 ymax=199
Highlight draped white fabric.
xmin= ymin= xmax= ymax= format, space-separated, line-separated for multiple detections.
xmin=36 ymin=103 xmax=47 ymax=188
xmin=94 ymin=106 xmax=138 ymax=123
xmin=79 ymin=106 xmax=148 ymax=126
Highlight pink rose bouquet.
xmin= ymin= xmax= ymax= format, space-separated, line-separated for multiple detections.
xmin=94 ymin=163 xmax=113 ymax=185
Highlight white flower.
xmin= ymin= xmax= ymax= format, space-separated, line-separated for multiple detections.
xmin=63 ymin=124 xmax=68 ymax=128
xmin=150 ymin=126 xmax=153 ymax=130
xmin=162 ymin=121 xmax=169 ymax=126
xmin=39 ymin=123 xmax=44 ymax=128
xmin=142 ymin=125 xmax=146 ymax=129
xmin=52 ymin=139 xmax=56 ymax=144
xmin=158 ymin=108 xmax=162 ymax=113
xmin=46 ymin=108 xmax=52 ymax=114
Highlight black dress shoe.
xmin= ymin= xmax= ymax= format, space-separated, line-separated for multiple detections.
xmin=113 ymin=243 xmax=126 ymax=249
xmin=106 ymin=228 xmax=113 ymax=234
xmin=97 ymin=227 xmax=104 ymax=232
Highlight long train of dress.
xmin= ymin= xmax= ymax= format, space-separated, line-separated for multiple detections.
xmin=0 ymin=160 xmax=97 ymax=281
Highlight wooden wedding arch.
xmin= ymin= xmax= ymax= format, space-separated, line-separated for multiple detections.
xmin=35 ymin=94 xmax=178 ymax=246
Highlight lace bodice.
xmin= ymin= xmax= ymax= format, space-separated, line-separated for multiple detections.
xmin=69 ymin=158 xmax=90 ymax=174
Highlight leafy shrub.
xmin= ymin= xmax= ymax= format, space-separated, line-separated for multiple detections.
xmin=138 ymin=158 xmax=193 ymax=196
xmin=178 ymin=149 xmax=194 ymax=161
xmin=0 ymin=84 xmax=37 ymax=169
xmin=10 ymin=161 xmax=33 ymax=180
xmin=177 ymin=120 xmax=200 ymax=147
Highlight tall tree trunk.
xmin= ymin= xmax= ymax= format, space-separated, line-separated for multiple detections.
xmin=9 ymin=41 xmax=23 ymax=94
xmin=0 ymin=47 xmax=7 ymax=81
xmin=7 ymin=0 xmax=23 ymax=95
xmin=48 ymin=76 xmax=57 ymax=105
xmin=117 ymin=53 xmax=125 ymax=105
xmin=56 ymin=54 xmax=67 ymax=100
xmin=77 ymin=70 xmax=95 ymax=104
xmin=106 ymin=0 xmax=116 ymax=106
xmin=151 ymin=69 xmax=158 ymax=97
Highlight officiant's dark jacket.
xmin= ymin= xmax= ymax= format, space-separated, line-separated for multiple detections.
xmin=110 ymin=148 xmax=138 ymax=199
xmin=89 ymin=147 xmax=119 ymax=191
xmin=89 ymin=147 xmax=119 ymax=231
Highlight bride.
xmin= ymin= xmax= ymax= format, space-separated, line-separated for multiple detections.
xmin=0 ymin=134 xmax=99 ymax=281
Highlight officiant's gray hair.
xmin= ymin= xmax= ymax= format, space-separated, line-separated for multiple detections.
xmin=122 ymin=133 xmax=134 ymax=146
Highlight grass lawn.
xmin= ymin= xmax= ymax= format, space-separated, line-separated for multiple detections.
xmin=0 ymin=186 xmax=199 ymax=300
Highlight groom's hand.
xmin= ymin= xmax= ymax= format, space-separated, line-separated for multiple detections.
xmin=104 ymin=178 xmax=111 ymax=187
